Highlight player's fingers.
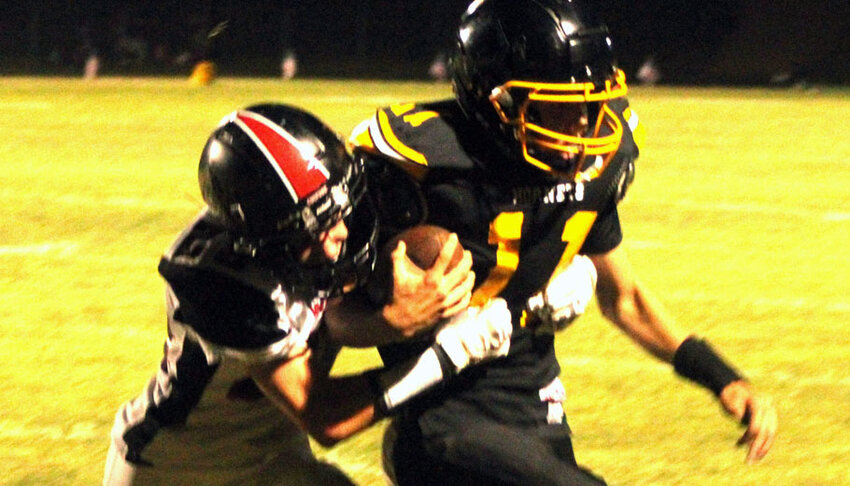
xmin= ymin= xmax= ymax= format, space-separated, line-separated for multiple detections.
xmin=745 ymin=421 xmax=766 ymax=463
xmin=438 ymin=249 xmax=473 ymax=290
xmin=738 ymin=408 xmax=757 ymax=444
xmin=754 ymin=405 xmax=778 ymax=461
xmin=390 ymin=241 xmax=418 ymax=282
xmin=734 ymin=395 xmax=760 ymax=448
xmin=746 ymin=400 xmax=777 ymax=463
xmin=737 ymin=401 xmax=763 ymax=457
xmin=747 ymin=427 xmax=768 ymax=463
xmin=441 ymin=272 xmax=475 ymax=318
xmin=391 ymin=240 xmax=407 ymax=262
xmin=444 ymin=270 xmax=474 ymax=309
xmin=456 ymin=249 xmax=473 ymax=274
xmin=428 ymin=233 xmax=459 ymax=277
xmin=441 ymin=288 xmax=472 ymax=319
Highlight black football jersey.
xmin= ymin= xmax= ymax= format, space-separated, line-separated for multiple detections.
xmin=351 ymin=98 xmax=641 ymax=426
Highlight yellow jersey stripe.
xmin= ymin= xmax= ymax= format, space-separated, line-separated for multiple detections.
xmin=377 ymin=109 xmax=428 ymax=166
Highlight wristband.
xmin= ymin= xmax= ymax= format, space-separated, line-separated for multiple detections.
xmin=673 ymin=336 xmax=743 ymax=396
xmin=370 ymin=343 xmax=453 ymax=416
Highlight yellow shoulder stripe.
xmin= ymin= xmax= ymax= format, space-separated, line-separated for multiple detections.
xmin=390 ymin=103 xmax=416 ymax=116
xmin=377 ymin=109 xmax=428 ymax=166
xmin=348 ymin=118 xmax=374 ymax=150
xmin=403 ymin=111 xmax=439 ymax=127
xmin=390 ymin=103 xmax=439 ymax=126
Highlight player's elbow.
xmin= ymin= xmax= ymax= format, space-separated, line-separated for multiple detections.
xmin=300 ymin=404 xmax=356 ymax=447
xmin=303 ymin=420 xmax=350 ymax=447
xmin=307 ymin=426 xmax=343 ymax=448
xmin=598 ymin=291 xmax=639 ymax=328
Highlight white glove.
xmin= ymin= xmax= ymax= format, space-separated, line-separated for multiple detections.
xmin=527 ymin=255 xmax=597 ymax=333
xmin=435 ymin=298 xmax=512 ymax=371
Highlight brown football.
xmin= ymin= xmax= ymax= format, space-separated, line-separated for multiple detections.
xmin=365 ymin=225 xmax=464 ymax=305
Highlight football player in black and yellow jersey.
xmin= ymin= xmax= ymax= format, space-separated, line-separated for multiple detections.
xmin=347 ymin=0 xmax=778 ymax=484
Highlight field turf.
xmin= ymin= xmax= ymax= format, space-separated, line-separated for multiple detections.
xmin=1 ymin=77 xmax=848 ymax=485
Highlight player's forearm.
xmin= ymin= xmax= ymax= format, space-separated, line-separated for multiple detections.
xmin=323 ymin=295 xmax=407 ymax=347
xmin=592 ymin=248 xmax=684 ymax=361
xmin=312 ymin=305 xmax=511 ymax=442
xmin=246 ymin=350 xmax=377 ymax=446
xmin=599 ymin=276 xmax=748 ymax=397
xmin=598 ymin=281 xmax=685 ymax=362
xmin=303 ymin=348 xmax=454 ymax=445
xmin=301 ymin=374 xmax=380 ymax=447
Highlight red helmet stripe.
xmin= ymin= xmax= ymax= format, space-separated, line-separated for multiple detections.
xmin=234 ymin=111 xmax=329 ymax=201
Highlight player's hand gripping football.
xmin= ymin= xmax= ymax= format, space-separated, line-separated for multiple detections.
xmin=383 ymin=233 xmax=475 ymax=337
xmin=435 ymin=298 xmax=512 ymax=371
xmin=719 ymin=380 xmax=778 ymax=463
xmin=526 ymin=255 xmax=597 ymax=333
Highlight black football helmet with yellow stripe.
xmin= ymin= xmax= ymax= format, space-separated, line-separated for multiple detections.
xmin=451 ymin=0 xmax=628 ymax=182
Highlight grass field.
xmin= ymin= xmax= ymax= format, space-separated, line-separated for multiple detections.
xmin=1 ymin=77 xmax=848 ymax=485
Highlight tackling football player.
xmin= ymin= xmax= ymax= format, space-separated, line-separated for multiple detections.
xmin=102 ymin=104 xmax=512 ymax=485
xmin=346 ymin=0 xmax=778 ymax=484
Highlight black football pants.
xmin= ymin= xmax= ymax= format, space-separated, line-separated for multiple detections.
xmin=384 ymin=414 xmax=607 ymax=486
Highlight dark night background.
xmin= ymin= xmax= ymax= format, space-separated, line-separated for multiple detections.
xmin=1 ymin=0 xmax=848 ymax=84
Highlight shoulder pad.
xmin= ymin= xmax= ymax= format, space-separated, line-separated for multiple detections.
xmin=349 ymin=100 xmax=478 ymax=177
xmin=160 ymin=209 xmax=278 ymax=294
xmin=159 ymin=210 xmax=323 ymax=361
xmin=161 ymin=209 xmax=220 ymax=264
xmin=610 ymin=97 xmax=645 ymax=156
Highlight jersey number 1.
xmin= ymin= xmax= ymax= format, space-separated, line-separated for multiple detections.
xmin=470 ymin=210 xmax=598 ymax=306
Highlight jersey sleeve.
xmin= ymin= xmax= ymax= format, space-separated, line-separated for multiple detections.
xmin=349 ymin=101 xmax=477 ymax=174
xmin=579 ymin=204 xmax=623 ymax=255
xmin=349 ymin=107 xmax=428 ymax=177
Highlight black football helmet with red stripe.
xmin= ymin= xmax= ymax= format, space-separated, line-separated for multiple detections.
xmin=451 ymin=0 xmax=628 ymax=182
xmin=198 ymin=103 xmax=376 ymax=291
